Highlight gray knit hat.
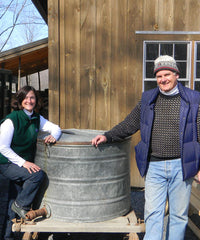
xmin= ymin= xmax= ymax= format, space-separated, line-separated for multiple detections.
xmin=154 ymin=55 xmax=180 ymax=75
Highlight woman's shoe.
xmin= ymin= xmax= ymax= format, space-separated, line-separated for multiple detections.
xmin=11 ymin=201 xmax=28 ymax=219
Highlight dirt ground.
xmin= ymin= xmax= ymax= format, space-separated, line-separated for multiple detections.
xmin=36 ymin=188 xmax=199 ymax=240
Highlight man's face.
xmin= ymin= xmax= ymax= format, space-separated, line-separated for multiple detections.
xmin=156 ymin=70 xmax=179 ymax=92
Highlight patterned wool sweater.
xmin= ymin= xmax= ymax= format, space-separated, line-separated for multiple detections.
xmin=105 ymin=93 xmax=200 ymax=160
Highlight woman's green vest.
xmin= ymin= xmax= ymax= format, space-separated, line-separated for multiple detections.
xmin=0 ymin=110 xmax=40 ymax=164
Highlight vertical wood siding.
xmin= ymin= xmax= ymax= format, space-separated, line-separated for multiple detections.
xmin=48 ymin=0 xmax=60 ymax=124
xmin=48 ymin=0 xmax=200 ymax=186
xmin=80 ymin=0 xmax=96 ymax=129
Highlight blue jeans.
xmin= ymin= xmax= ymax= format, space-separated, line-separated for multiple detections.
xmin=0 ymin=163 xmax=46 ymax=240
xmin=144 ymin=159 xmax=193 ymax=240
xmin=0 ymin=163 xmax=45 ymax=210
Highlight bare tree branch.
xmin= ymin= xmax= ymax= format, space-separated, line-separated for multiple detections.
xmin=0 ymin=0 xmax=27 ymax=51
xmin=0 ymin=0 xmax=48 ymax=52
xmin=0 ymin=22 xmax=46 ymax=38
xmin=0 ymin=0 xmax=15 ymax=20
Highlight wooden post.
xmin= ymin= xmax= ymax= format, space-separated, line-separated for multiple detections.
xmin=18 ymin=57 xmax=21 ymax=90
xmin=38 ymin=72 xmax=41 ymax=91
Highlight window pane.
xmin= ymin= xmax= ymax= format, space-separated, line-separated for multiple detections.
xmin=160 ymin=44 xmax=173 ymax=56
xmin=146 ymin=62 xmax=154 ymax=78
xmin=197 ymin=44 xmax=200 ymax=60
xmin=175 ymin=44 xmax=187 ymax=60
xmin=196 ymin=62 xmax=200 ymax=78
xmin=177 ymin=62 xmax=186 ymax=78
xmin=195 ymin=43 xmax=200 ymax=90
xmin=144 ymin=81 xmax=157 ymax=91
xmin=146 ymin=44 xmax=158 ymax=60
xmin=194 ymin=81 xmax=200 ymax=91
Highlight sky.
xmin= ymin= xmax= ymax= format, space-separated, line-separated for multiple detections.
xmin=0 ymin=0 xmax=48 ymax=52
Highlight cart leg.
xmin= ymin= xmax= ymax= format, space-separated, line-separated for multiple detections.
xmin=22 ymin=232 xmax=38 ymax=240
xmin=22 ymin=232 xmax=32 ymax=240
xmin=32 ymin=232 xmax=38 ymax=239
xmin=127 ymin=232 xmax=139 ymax=240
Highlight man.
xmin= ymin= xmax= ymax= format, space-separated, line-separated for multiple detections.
xmin=92 ymin=55 xmax=200 ymax=240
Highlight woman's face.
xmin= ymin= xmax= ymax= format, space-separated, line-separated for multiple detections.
xmin=21 ymin=90 xmax=36 ymax=112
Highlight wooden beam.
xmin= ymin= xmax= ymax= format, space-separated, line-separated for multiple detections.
xmin=12 ymin=210 xmax=145 ymax=234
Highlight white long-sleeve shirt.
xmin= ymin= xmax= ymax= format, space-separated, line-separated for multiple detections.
xmin=0 ymin=110 xmax=61 ymax=167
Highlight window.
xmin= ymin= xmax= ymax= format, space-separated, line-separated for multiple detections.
xmin=194 ymin=42 xmax=200 ymax=91
xmin=143 ymin=41 xmax=192 ymax=91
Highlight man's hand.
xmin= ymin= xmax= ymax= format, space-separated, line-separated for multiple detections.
xmin=91 ymin=135 xmax=107 ymax=147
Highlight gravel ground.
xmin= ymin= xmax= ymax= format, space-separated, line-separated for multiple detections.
xmin=37 ymin=188 xmax=199 ymax=240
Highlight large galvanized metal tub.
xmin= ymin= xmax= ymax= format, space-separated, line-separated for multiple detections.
xmin=35 ymin=129 xmax=131 ymax=222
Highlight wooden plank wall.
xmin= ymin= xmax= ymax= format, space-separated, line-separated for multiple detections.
xmin=48 ymin=0 xmax=200 ymax=187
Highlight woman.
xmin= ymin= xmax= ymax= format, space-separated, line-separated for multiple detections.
xmin=0 ymin=86 xmax=61 ymax=221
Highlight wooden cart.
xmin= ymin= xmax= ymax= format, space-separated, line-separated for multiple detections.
xmin=12 ymin=210 xmax=145 ymax=240
xmin=188 ymin=177 xmax=200 ymax=239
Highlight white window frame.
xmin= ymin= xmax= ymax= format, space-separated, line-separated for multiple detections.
xmin=143 ymin=41 xmax=192 ymax=92
xmin=194 ymin=41 xmax=200 ymax=91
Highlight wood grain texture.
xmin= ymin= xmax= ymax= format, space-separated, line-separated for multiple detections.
xmin=48 ymin=0 xmax=200 ymax=186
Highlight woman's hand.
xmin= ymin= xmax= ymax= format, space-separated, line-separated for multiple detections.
xmin=44 ymin=135 xmax=56 ymax=144
xmin=23 ymin=161 xmax=41 ymax=174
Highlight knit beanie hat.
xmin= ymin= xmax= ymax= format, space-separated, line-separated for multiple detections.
xmin=154 ymin=55 xmax=180 ymax=75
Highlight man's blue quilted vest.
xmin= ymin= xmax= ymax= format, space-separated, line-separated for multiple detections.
xmin=135 ymin=82 xmax=200 ymax=180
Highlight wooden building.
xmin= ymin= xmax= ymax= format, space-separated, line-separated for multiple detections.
xmin=0 ymin=1 xmax=200 ymax=238
xmin=31 ymin=0 xmax=200 ymax=187
xmin=0 ymin=38 xmax=48 ymax=119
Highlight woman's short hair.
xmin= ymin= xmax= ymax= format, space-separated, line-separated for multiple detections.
xmin=11 ymin=85 xmax=39 ymax=110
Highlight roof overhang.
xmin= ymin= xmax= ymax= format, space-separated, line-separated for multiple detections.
xmin=0 ymin=38 xmax=48 ymax=77
xmin=31 ymin=0 xmax=47 ymax=24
